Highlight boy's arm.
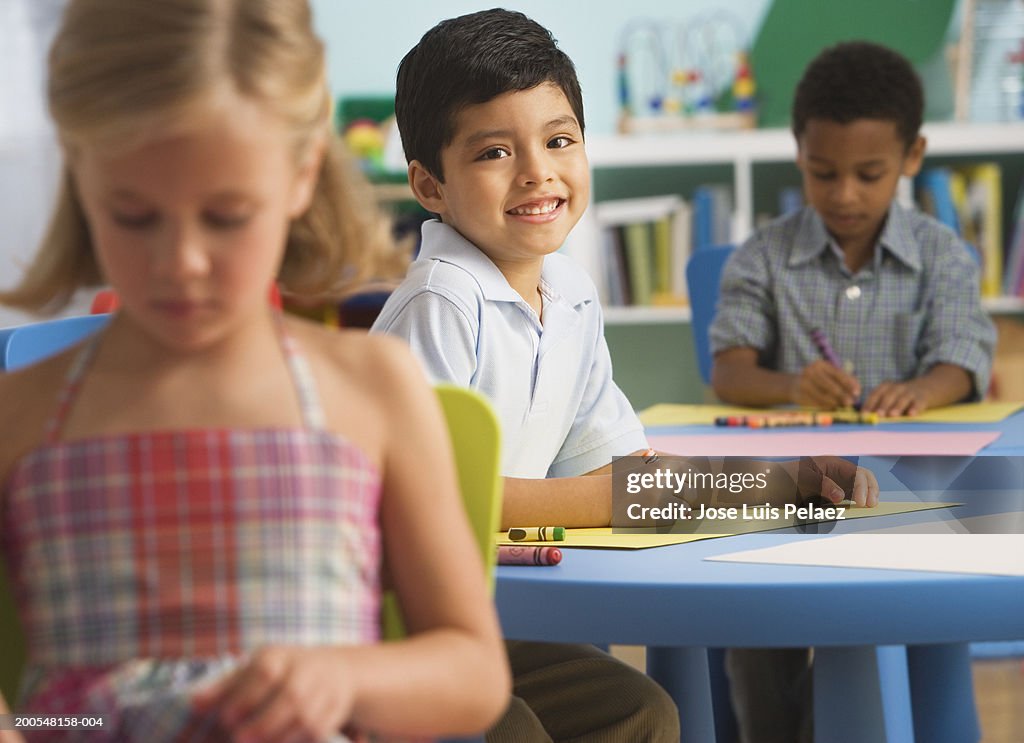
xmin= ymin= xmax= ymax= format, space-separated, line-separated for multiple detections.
xmin=713 ymin=347 xmax=861 ymax=409
xmin=712 ymin=348 xmax=794 ymax=406
xmin=708 ymin=239 xmax=781 ymax=406
xmin=501 ymin=474 xmax=613 ymax=529
xmin=500 ymin=447 xmax=652 ymax=529
xmin=863 ymin=236 xmax=996 ymax=416
xmin=912 ymin=239 xmax=997 ymax=404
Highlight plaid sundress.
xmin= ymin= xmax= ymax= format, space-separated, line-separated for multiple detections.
xmin=1 ymin=318 xmax=382 ymax=742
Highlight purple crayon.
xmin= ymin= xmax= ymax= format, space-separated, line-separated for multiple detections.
xmin=810 ymin=328 xmax=844 ymax=369
xmin=497 ymin=545 xmax=562 ymax=566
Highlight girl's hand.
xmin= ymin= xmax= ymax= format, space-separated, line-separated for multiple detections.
xmin=192 ymin=646 xmax=355 ymax=743
xmin=789 ymin=361 xmax=861 ymax=409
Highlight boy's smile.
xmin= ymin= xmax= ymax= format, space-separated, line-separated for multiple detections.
xmin=796 ymin=118 xmax=924 ymax=270
xmin=408 ymin=82 xmax=589 ymax=303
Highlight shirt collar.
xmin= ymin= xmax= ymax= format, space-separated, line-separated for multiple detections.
xmin=787 ymin=203 xmax=922 ymax=272
xmin=418 ymin=219 xmax=592 ymax=308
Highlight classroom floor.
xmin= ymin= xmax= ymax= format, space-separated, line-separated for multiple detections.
xmin=609 ymin=647 xmax=1024 ymax=742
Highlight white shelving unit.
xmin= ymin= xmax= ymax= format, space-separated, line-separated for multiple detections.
xmin=585 ymin=121 xmax=1024 ymax=325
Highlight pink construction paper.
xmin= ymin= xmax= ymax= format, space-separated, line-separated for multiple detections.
xmin=646 ymin=431 xmax=1001 ymax=457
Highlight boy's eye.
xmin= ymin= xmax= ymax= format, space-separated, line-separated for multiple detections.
xmin=810 ymin=171 xmax=836 ymax=181
xmin=547 ymin=136 xmax=574 ymax=149
xmin=478 ymin=147 xmax=510 ymax=161
xmin=112 ymin=212 xmax=157 ymax=229
xmin=858 ymin=173 xmax=883 ymax=183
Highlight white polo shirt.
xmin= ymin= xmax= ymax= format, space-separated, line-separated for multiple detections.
xmin=371 ymin=220 xmax=647 ymax=478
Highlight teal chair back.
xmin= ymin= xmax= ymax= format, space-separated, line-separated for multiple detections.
xmin=1 ymin=314 xmax=111 ymax=372
xmin=685 ymin=246 xmax=734 ymax=385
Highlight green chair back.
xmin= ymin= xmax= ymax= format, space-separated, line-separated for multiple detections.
xmin=0 ymin=558 xmax=25 ymax=703
xmin=383 ymin=384 xmax=503 ymax=639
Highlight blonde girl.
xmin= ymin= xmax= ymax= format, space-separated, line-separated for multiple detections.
xmin=0 ymin=1 xmax=509 ymax=741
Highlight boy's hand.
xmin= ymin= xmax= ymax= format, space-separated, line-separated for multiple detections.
xmin=790 ymin=361 xmax=861 ymax=409
xmin=861 ymin=380 xmax=929 ymax=417
xmin=761 ymin=457 xmax=878 ymax=507
xmin=790 ymin=456 xmax=879 ymax=507
xmin=192 ymin=645 xmax=355 ymax=743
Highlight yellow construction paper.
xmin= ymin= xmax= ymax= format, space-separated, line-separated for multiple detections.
xmin=886 ymin=402 xmax=1023 ymax=424
xmin=639 ymin=404 xmax=766 ymax=427
xmin=496 ymin=502 xmax=957 ymax=550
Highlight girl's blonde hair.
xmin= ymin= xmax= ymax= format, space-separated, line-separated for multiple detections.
xmin=2 ymin=0 xmax=404 ymax=312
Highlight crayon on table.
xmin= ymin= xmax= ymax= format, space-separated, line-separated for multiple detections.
xmin=507 ymin=526 xmax=566 ymax=541
xmin=810 ymin=328 xmax=844 ymax=369
xmin=497 ymin=545 xmax=563 ymax=566
xmin=715 ymin=412 xmax=834 ymax=428
xmin=831 ymin=410 xmax=880 ymax=425
xmin=811 ymin=328 xmax=863 ymax=409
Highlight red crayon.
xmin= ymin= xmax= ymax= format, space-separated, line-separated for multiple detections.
xmin=498 ymin=545 xmax=563 ymax=566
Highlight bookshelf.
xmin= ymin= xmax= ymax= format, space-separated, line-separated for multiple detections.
xmin=584 ymin=121 xmax=1024 ymax=326
xmin=582 ymin=122 xmax=1024 ymax=408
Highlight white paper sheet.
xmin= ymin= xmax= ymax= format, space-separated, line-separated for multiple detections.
xmin=707 ymin=534 xmax=1024 ymax=577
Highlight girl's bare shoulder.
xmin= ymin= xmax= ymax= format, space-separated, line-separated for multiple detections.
xmin=0 ymin=353 xmax=74 ymax=482
xmin=283 ymin=316 xmax=430 ymax=439
xmin=286 ymin=316 xmax=424 ymax=393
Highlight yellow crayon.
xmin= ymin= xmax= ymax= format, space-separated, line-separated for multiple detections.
xmin=831 ymin=410 xmax=879 ymax=425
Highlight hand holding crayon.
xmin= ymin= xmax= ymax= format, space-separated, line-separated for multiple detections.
xmin=797 ymin=328 xmax=861 ymax=410
xmin=791 ymin=359 xmax=861 ymax=410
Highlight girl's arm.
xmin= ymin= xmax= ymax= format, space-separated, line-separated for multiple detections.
xmin=1 ymin=693 xmax=27 ymax=743
xmin=351 ymin=336 xmax=509 ymax=735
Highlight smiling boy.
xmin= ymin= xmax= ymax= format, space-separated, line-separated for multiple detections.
xmin=710 ymin=41 xmax=995 ymax=419
xmin=371 ymin=10 xmax=680 ymax=742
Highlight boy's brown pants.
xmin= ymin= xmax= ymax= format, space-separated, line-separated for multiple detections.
xmin=487 ymin=640 xmax=680 ymax=743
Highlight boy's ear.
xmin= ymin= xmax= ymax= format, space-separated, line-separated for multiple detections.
xmin=901 ymin=135 xmax=926 ymax=178
xmin=407 ymin=160 xmax=446 ymax=216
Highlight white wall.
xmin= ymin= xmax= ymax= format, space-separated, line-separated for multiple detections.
xmin=310 ymin=0 xmax=772 ymax=137
xmin=0 ymin=0 xmax=65 ymax=328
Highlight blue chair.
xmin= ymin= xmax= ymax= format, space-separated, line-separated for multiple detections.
xmin=1 ymin=314 xmax=111 ymax=372
xmin=685 ymin=245 xmax=735 ymax=385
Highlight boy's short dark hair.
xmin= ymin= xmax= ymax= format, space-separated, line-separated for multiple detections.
xmin=395 ymin=8 xmax=584 ymax=181
xmin=792 ymin=40 xmax=923 ymax=149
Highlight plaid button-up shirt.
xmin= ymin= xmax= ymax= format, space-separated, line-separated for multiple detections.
xmin=710 ymin=203 xmax=996 ymax=397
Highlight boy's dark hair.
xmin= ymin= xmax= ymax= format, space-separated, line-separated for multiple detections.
xmin=792 ymin=40 xmax=923 ymax=149
xmin=395 ymin=8 xmax=584 ymax=181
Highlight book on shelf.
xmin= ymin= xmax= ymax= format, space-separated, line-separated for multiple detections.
xmin=1005 ymin=174 xmax=1024 ymax=297
xmin=692 ymin=185 xmax=733 ymax=251
xmin=915 ymin=168 xmax=960 ymax=234
xmin=962 ymin=163 xmax=1002 ymax=299
xmin=592 ymin=195 xmax=692 ymax=307
xmin=914 ymin=162 xmax=1004 ymax=298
